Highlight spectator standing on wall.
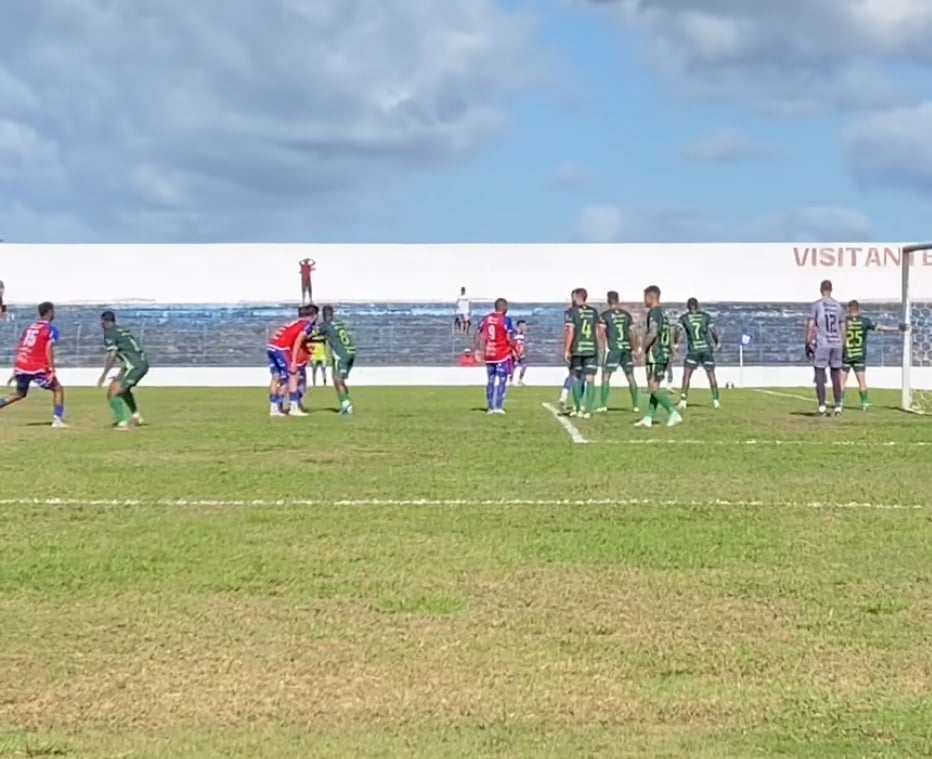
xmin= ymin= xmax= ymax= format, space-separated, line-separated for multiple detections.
xmin=454 ymin=286 xmax=471 ymax=334
xmin=299 ymin=259 xmax=315 ymax=304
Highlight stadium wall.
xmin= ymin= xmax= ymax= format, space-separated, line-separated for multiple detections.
xmin=7 ymin=365 xmax=924 ymax=389
xmin=2 ymin=242 xmax=931 ymax=304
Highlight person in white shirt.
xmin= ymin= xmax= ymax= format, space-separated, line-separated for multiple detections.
xmin=454 ymin=286 xmax=471 ymax=334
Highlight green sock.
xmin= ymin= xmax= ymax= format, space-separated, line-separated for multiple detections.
xmin=338 ymin=390 xmax=350 ymax=405
xmin=646 ymin=394 xmax=657 ymax=419
xmin=109 ymin=396 xmax=128 ymax=423
xmin=653 ymin=388 xmax=676 ymax=415
xmin=712 ymin=386 xmax=720 ymax=401
xmin=600 ymin=380 xmax=610 ymax=408
xmin=585 ymin=381 xmax=595 ymax=411
xmin=627 ymin=378 xmax=639 ymax=409
xmin=123 ymin=389 xmax=138 ymax=414
xmin=860 ymin=390 xmax=868 ymax=404
xmin=571 ymin=378 xmax=583 ymax=409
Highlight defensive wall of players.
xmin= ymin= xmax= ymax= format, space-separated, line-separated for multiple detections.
xmin=1 ymin=242 xmax=931 ymax=304
xmin=2 ymin=242 xmax=927 ymax=387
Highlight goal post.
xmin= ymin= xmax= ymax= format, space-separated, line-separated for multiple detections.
xmin=901 ymin=242 xmax=932 ymax=412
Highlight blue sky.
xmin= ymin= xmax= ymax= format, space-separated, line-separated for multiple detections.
xmin=3 ymin=0 xmax=932 ymax=244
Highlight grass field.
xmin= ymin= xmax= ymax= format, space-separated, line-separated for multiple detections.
xmin=1 ymin=385 xmax=931 ymax=758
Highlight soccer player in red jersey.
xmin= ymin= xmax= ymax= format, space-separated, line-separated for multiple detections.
xmin=475 ymin=298 xmax=516 ymax=414
xmin=0 ymin=301 xmax=66 ymax=427
xmin=266 ymin=304 xmax=317 ymax=416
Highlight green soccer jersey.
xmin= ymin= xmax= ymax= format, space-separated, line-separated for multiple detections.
xmin=317 ymin=319 xmax=357 ymax=359
xmin=679 ymin=311 xmax=716 ymax=352
xmin=845 ymin=315 xmax=876 ymax=361
xmin=103 ymin=327 xmax=146 ymax=369
xmin=601 ymin=307 xmax=634 ymax=351
xmin=564 ymin=305 xmax=600 ymax=356
xmin=645 ymin=306 xmax=671 ymax=364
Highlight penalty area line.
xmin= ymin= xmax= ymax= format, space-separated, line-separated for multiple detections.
xmin=541 ymin=402 xmax=588 ymax=444
xmin=751 ymin=388 xmax=814 ymax=403
xmin=0 ymin=497 xmax=925 ymax=511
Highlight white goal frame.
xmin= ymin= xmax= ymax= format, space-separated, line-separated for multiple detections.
xmin=901 ymin=242 xmax=932 ymax=412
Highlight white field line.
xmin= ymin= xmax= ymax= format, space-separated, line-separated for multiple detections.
xmin=596 ymin=439 xmax=932 ymax=447
xmin=541 ymin=402 xmax=588 ymax=443
xmin=0 ymin=497 xmax=926 ymax=511
xmin=751 ymin=388 xmax=815 ymax=402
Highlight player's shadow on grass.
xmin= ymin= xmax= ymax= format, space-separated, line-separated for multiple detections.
xmin=789 ymin=411 xmax=828 ymax=418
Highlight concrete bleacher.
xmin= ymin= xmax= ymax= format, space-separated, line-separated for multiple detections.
xmin=0 ymin=301 xmax=908 ymax=368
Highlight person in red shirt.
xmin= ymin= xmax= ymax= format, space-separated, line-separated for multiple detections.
xmin=266 ymin=304 xmax=317 ymax=416
xmin=475 ymin=298 xmax=516 ymax=414
xmin=299 ymin=258 xmax=315 ymax=304
xmin=0 ymin=301 xmax=66 ymax=427
xmin=458 ymin=349 xmax=477 ymax=367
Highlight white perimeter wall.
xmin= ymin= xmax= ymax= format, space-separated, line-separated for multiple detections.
xmin=2 ymin=242 xmax=931 ymax=304
xmin=6 ymin=365 xmax=928 ymax=389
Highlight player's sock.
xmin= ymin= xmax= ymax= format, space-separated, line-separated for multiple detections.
xmin=53 ymin=403 xmax=64 ymax=420
xmin=485 ymin=377 xmax=495 ymax=409
xmin=495 ymin=377 xmax=508 ymax=410
xmin=584 ymin=380 xmax=595 ymax=411
xmin=571 ymin=378 xmax=583 ymax=410
xmin=627 ymin=379 xmax=639 ymax=410
xmin=711 ymin=386 xmax=720 ymax=402
xmin=652 ymin=389 xmax=676 ymax=415
xmin=122 ymin=389 xmax=138 ymax=414
xmin=814 ymin=369 xmax=827 ymax=406
xmin=646 ymin=395 xmax=657 ymax=419
xmin=860 ymin=389 xmax=869 ymax=405
xmin=600 ymin=380 xmax=610 ymax=409
xmin=108 ymin=396 xmax=128 ymax=423
xmin=338 ymin=389 xmax=351 ymax=409
xmin=830 ymin=369 xmax=843 ymax=407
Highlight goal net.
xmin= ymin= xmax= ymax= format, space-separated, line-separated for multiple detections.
xmin=901 ymin=242 xmax=932 ymax=412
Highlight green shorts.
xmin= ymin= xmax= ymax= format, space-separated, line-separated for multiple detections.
xmin=645 ymin=362 xmax=668 ymax=383
xmin=603 ymin=349 xmax=634 ymax=374
xmin=685 ymin=350 xmax=715 ymax=371
xmin=569 ymin=354 xmax=599 ymax=376
xmin=843 ymin=357 xmax=866 ymax=372
xmin=332 ymin=354 xmax=355 ymax=379
xmin=119 ymin=363 xmax=148 ymax=391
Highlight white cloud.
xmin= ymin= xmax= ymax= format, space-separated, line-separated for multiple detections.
xmin=577 ymin=205 xmax=624 ymax=242
xmin=845 ymin=102 xmax=932 ymax=192
xmin=584 ymin=0 xmax=923 ymax=114
xmin=551 ymin=161 xmax=594 ymax=186
xmin=683 ymin=128 xmax=775 ymax=162
xmin=573 ymin=203 xmax=872 ymax=242
xmin=0 ymin=0 xmax=531 ymax=241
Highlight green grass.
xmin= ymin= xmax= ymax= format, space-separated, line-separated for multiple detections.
xmin=1 ymin=385 xmax=931 ymax=758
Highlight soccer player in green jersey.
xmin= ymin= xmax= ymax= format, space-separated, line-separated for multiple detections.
xmin=315 ymin=305 xmax=356 ymax=415
xmin=563 ymin=288 xmax=601 ymax=418
xmin=634 ymin=285 xmax=682 ymax=428
xmin=843 ymin=300 xmax=903 ymax=410
xmin=96 ymin=311 xmax=148 ymax=429
xmin=676 ymin=297 xmax=721 ymax=410
xmin=596 ymin=290 xmax=639 ymax=413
